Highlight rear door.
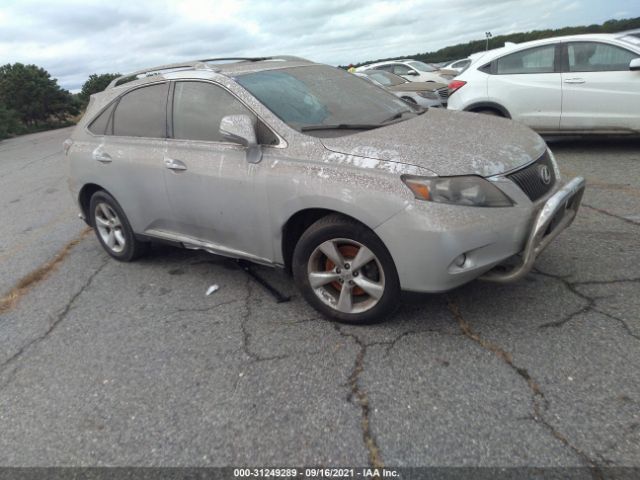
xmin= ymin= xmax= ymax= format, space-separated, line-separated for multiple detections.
xmin=560 ymin=41 xmax=640 ymax=132
xmin=486 ymin=44 xmax=562 ymax=130
xmin=86 ymin=82 xmax=173 ymax=233
xmin=162 ymin=80 xmax=275 ymax=263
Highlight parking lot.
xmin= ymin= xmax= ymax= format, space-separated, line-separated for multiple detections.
xmin=0 ymin=127 xmax=639 ymax=468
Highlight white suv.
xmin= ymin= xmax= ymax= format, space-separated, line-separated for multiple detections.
xmin=447 ymin=32 xmax=640 ymax=134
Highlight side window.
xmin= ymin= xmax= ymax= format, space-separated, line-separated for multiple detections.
xmin=112 ymin=83 xmax=169 ymax=138
xmin=496 ymin=45 xmax=556 ymax=74
xmin=374 ymin=64 xmax=393 ymax=72
xmin=392 ymin=64 xmax=413 ymax=75
xmin=88 ymin=102 xmax=116 ymax=135
xmin=568 ymin=42 xmax=637 ymax=72
xmin=172 ymin=81 xmax=277 ymax=145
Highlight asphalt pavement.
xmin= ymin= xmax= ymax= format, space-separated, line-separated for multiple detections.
xmin=0 ymin=128 xmax=639 ymax=470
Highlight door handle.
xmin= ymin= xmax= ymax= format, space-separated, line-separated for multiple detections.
xmin=92 ymin=149 xmax=112 ymax=163
xmin=164 ymin=157 xmax=187 ymax=171
xmin=564 ymin=78 xmax=585 ymax=84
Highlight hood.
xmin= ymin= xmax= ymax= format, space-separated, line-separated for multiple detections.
xmin=320 ymin=108 xmax=547 ymax=177
xmin=389 ymin=82 xmax=446 ymax=92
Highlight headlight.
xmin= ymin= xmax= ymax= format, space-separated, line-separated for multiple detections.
xmin=401 ymin=175 xmax=513 ymax=207
xmin=417 ymin=90 xmax=439 ymax=100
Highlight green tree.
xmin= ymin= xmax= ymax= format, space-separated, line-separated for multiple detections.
xmin=79 ymin=73 xmax=120 ymax=104
xmin=0 ymin=63 xmax=77 ymax=126
xmin=0 ymin=103 xmax=22 ymax=139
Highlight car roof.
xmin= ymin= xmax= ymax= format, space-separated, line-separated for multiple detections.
xmin=364 ymin=59 xmax=415 ymax=68
xmin=103 ymin=56 xmax=316 ymax=94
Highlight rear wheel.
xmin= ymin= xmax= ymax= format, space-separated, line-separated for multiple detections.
xmin=292 ymin=215 xmax=400 ymax=324
xmin=89 ymin=191 xmax=148 ymax=261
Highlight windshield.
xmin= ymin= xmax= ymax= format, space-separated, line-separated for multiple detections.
xmin=364 ymin=70 xmax=406 ymax=86
xmin=408 ymin=61 xmax=437 ymax=72
xmin=236 ymin=65 xmax=412 ymax=130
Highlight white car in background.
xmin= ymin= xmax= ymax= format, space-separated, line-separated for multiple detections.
xmin=447 ymin=32 xmax=640 ymax=134
xmin=354 ymin=69 xmax=446 ymax=108
xmin=443 ymin=58 xmax=472 ymax=74
xmin=355 ymin=59 xmax=450 ymax=83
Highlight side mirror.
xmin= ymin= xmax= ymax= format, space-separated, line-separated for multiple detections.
xmin=630 ymin=58 xmax=640 ymax=71
xmin=219 ymin=114 xmax=262 ymax=163
xmin=405 ymin=70 xmax=419 ymax=76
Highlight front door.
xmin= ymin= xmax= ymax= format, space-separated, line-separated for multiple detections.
xmin=162 ymin=80 xmax=273 ymax=263
xmin=560 ymin=41 xmax=640 ymax=132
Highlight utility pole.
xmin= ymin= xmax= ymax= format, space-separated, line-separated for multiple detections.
xmin=485 ymin=31 xmax=492 ymax=51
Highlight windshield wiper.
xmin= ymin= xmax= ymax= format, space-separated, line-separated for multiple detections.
xmin=300 ymin=123 xmax=381 ymax=132
xmin=300 ymin=109 xmax=427 ymax=132
xmin=380 ymin=109 xmax=422 ymax=125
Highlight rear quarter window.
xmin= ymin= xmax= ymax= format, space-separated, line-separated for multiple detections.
xmin=88 ymin=102 xmax=116 ymax=135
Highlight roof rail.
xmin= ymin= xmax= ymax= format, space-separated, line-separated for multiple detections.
xmin=106 ymin=56 xmax=312 ymax=89
xmin=106 ymin=60 xmax=218 ymax=89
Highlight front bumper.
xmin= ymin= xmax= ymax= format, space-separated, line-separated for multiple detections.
xmin=374 ymin=176 xmax=586 ymax=292
xmin=480 ymin=176 xmax=585 ymax=282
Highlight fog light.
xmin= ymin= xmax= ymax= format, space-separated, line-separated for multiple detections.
xmin=454 ymin=254 xmax=466 ymax=267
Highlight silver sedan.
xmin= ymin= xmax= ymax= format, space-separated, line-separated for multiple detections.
xmin=355 ymin=69 xmax=446 ymax=108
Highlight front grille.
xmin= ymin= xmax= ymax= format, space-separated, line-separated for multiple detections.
xmin=436 ymin=86 xmax=449 ymax=101
xmin=507 ymin=150 xmax=556 ymax=201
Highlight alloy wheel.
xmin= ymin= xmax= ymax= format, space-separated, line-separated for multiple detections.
xmin=307 ymin=238 xmax=385 ymax=314
xmin=94 ymin=202 xmax=126 ymax=253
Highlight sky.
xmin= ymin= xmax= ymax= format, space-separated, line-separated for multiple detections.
xmin=0 ymin=0 xmax=638 ymax=92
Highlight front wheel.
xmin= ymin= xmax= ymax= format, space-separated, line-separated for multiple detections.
xmin=292 ymin=215 xmax=400 ymax=324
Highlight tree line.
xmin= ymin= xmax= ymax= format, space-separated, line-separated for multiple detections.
xmin=342 ymin=16 xmax=640 ymax=68
xmin=0 ymin=66 xmax=119 ymax=140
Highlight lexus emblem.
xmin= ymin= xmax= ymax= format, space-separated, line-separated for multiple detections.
xmin=538 ymin=165 xmax=551 ymax=185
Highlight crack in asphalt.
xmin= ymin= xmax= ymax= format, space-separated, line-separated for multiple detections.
xmin=446 ymin=298 xmax=603 ymax=477
xmin=0 ymin=227 xmax=92 ymax=313
xmin=363 ymin=328 xmax=461 ymax=358
xmin=174 ymin=299 xmax=242 ymax=314
xmin=534 ymin=270 xmax=639 ymax=341
xmin=574 ymin=277 xmax=640 ymax=286
xmin=239 ymin=277 xmax=290 ymax=363
xmin=0 ymin=258 xmax=109 ymax=390
xmin=582 ymin=204 xmax=640 ymax=227
xmin=333 ymin=324 xmax=384 ymax=469
xmin=590 ymin=308 xmax=640 ymax=342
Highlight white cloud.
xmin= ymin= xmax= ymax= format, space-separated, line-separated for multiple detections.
xmin=0 ymin=0 xmax=635 ymax=90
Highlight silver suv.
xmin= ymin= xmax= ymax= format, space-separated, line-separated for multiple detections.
xmin=66 ymin=56 xmax=585 ymax=324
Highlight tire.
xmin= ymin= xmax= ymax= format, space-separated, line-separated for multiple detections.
xmin=89 ymin=190 xmax=148 ymax=262
xmin=292 ymin=214 xmax=400 ymax=324
xmin=475 ymin=109 xmax=503 ymax=117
